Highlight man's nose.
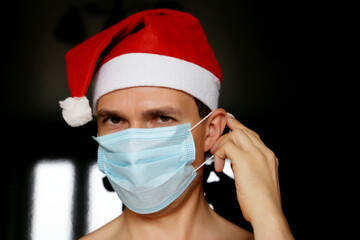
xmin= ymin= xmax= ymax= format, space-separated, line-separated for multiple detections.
xmin=128 ymin=120 xmax=147 ymax=129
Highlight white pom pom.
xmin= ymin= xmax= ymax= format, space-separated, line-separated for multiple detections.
xmin=59 ymin=96 xmax=93 ymax=127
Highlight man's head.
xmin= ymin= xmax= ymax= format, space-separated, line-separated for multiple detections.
xmin=60 ymin=9 xmax=227 ymax=215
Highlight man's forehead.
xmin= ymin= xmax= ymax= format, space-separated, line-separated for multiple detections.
xmin=96 ymin=86 xmax=196 ymax=115
xmin=98 ymin=86 xmax=193 ymax=103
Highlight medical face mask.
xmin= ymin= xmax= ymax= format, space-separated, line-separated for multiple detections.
xmin=93 ymin=112 xmax=214 ymax=214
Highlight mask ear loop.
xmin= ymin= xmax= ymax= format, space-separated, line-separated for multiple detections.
xmin=195 ymin=155 xmax=214 ymax=171
xmin=186 ymin=111 xmax=214 ymax=172
xmin=187 ymin=111 xmax=214 ymax=132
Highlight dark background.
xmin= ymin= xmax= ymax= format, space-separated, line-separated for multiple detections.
xmin=2 ymin=0 xmax=349 ymax=239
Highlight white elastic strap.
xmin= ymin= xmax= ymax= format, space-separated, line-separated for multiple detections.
xmin=195 ymin=155 xmax=214 ymax=172
xmin=189 ymin=111 xmax=214 ymax=172
xmin=188 ymin=111 xmax=214 ymax=132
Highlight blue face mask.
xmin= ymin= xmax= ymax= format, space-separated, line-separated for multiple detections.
xmin=93 ymin=112 xmax=213 ymax=214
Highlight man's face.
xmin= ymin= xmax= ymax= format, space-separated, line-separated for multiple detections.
xmin=96 ymin=86 xmax=207 ymax=167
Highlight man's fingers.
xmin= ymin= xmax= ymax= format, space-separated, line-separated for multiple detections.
xmin=226 ymin=114 xmax=246 ymax=131
xmin=214 ymin=155 xmax=225 ymax=172
xmin=227 ymin=115 xmax=262 ymax=141
xmin=213 ymin=140 xmax=246 ymax=173
xmin=211 ymin=127 xmax=257 ymax=155
xmin=211 ymin=113 xmax=272 ymax=173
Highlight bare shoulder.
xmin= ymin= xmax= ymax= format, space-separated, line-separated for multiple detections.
xmin=78 ymin=216 xmax=123 ymax=240
xmin=211 ymin=211 xmax=254 ymax=240
xmin=226 ymin=222 xmax=254 ymax=240
xmin=78 ymin=229 xmax=105 ymax=240
xmin=223 ymin=220 xmax=254 ymax=240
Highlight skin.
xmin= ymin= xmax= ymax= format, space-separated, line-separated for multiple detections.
xmin=80 ymin=86 xmax=293 ymax=240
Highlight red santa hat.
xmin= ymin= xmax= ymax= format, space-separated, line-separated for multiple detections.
xmin=59 ymin=9 xmax=222 ymax=127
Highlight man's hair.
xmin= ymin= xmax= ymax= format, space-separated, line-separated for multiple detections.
xmin=194 ymin=97 xmax=211 ymax=118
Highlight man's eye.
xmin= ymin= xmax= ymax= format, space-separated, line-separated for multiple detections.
xmin=159 ymin=116 xmax=172 ymax=122
xmin=108 ymin=117 xmax=122 ymax=124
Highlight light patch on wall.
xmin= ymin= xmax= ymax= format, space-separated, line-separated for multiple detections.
xmin=223 ymin=159 xmax=234 ymax=179
xmin=31 ymin=160 xmax=75 ymax=240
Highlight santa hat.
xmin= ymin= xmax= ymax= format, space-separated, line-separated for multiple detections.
xmin=59 ymin=9 xmax=222 ymax=127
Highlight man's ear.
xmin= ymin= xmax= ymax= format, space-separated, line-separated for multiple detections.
xmin=204 ymin=108 xmax=227 ymax=152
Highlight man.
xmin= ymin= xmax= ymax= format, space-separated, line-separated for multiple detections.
xmin=60 ymin=9 xmax=293 ymax=240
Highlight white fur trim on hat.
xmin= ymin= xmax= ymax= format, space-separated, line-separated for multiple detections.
xmin=59 ymin=96 xmax=93 ymax=127
xmin=93 ymin=53 xmax=220 ymax=113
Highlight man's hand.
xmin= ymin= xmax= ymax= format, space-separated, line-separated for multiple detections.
xmin=210 ymin=114 xmax=294 ymax=239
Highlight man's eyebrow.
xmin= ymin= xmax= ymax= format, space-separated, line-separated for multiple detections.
xmin=97 ymin=109 xmax=124 ymax=118
xmin=142 ymin=107 xmax=182 ymax=118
